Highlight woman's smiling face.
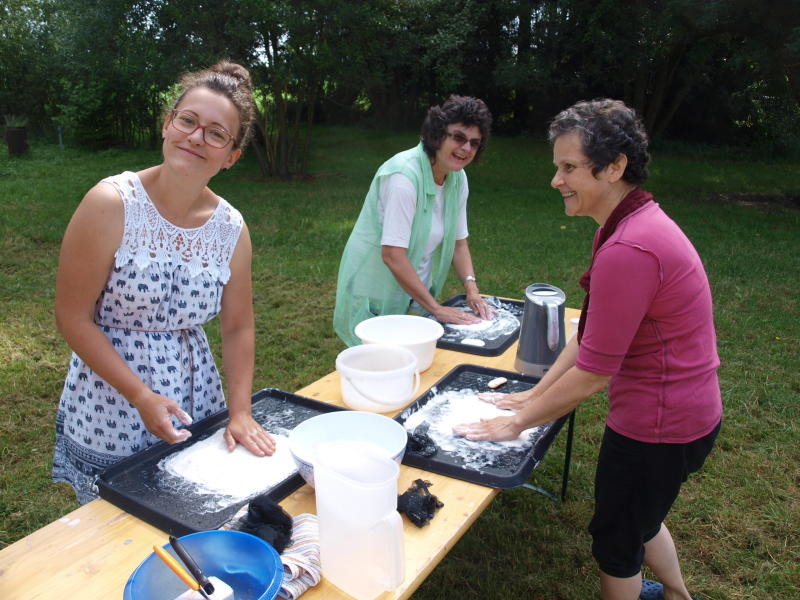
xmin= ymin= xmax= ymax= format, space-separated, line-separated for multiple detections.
xmin=431 ymin=123 xmax=481 ymax=183
xmin=162 ymin=87 xmax=241 ymax=177
xmin=550 ymin=131 xmax=613 ymax=221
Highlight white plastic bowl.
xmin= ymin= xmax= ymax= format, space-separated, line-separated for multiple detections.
xmin=354 ymin=315 xmax=444 ymax=372
xmin=288 ymin=411 xmax=407 ymax=488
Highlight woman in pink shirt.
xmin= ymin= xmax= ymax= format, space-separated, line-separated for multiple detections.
xmin=455 ymin=99 xmax=722 ymax=600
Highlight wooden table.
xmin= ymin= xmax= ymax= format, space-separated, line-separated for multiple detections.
xmin=0 ymin=308 xmax=580 ymax=600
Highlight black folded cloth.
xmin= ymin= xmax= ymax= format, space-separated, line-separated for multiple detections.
xmin=397 ymin=479 xmax=444 ymax=527
xmin=407 ymin=424 xmax=437 ymax=457
xmin=237 ymin=493 xmax=294 ymax=553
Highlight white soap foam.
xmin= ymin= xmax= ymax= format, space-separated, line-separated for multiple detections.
xmin=443 ymin=304 xmax=520 ymax=342
xmin=447 ymin=318 xmax=495 ymax=332
xmin=401 ymin=388 xmax=546 ymax=472
xmin=159 ymin=429 xmax=297 ymax=507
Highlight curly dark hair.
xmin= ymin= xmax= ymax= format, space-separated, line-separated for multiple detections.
xmin=168 ymin=60 xmax=256 ymax=149
xmin=548 ymin=99 xmax=650 ymax=185
xmin=420 ymin=95 xmax=492 ymax=163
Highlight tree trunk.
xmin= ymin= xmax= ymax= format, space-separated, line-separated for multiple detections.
xmin=289 ymin=91 xmax=304 ymax=172
xmin=275 ymin=87 xmax=291 ymax=179
xmin=653 ymin=82 xmax=692 ymax=138
xmin=301 ymin=86 xmax=318 ymax=175
xmin=513 ymin=1 xmax=535 ymax=127
xmin=643 ymin=41 xmax=689 ymax=135
xmin=250 ymin=120 xmax=271 ymax=179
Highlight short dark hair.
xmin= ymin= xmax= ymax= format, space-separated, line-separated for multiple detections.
xmin=548 ymin=99 xmax=650 ymax=185
xmin=168 ymin=60 xmax=256 ymax=149
xmin=420 ymin=95 xmax=492 ymax=163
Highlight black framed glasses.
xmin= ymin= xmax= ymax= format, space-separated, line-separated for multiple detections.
xmin=445 ymin=130 xmax=482 ymax=149
xmin=169 ymin=110 xmax=236 ymax=148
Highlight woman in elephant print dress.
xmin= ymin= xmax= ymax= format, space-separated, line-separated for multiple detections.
xmin=52 ymin=61 xmax=276 ymax=504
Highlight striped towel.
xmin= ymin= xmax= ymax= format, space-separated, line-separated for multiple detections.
xmin=278 ymin=513 xmax=322 ymax=599
xmin=221 ymin=509 xmax=321 ymax=598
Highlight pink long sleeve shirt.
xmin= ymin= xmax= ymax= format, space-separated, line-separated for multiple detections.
xmin=576 ymin=202 xmax=722 ymax=443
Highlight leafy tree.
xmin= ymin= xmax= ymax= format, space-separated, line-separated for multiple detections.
xmin=0 ymin=0 xmax=56 ymax=132
xmin=3 ymin=0 xmax=799 ymax=156
xmin=247 ymin=0 xmax=333 ymax=177
xmin=518 ymin=0 xmax=800 ymax=145
xmin=46 ymin=0 xmax=173 ymax=147
xmin=154 ymin=0 xmax=334 ymax=178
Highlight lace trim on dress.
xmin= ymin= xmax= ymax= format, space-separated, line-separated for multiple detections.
xmin=107 ymin=172 xmax=243 ymax=283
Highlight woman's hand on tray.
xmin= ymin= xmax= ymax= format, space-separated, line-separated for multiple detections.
xmin=478 ymin=390 xmax=530 ymax=410
xmin=433 ymin=304 xmax=483 ymax=324
xmin=224 ymin=413 xmax=276 ymax=457
xmin=452 ymin=415 xmax=523 ymax=442
xmin=465 ymin=291 xmax=495 ymax=320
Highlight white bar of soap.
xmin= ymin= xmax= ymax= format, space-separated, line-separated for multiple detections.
xmin=173 ymin=577 xmax=234 ymax=600
xmin=487 ymin=376 xmax=508 ymax=389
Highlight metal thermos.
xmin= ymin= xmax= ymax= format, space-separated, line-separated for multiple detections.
xmin=515 ymin=283 xmax=566 ymax=377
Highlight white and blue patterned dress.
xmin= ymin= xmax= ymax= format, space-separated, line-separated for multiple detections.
xmin=52 ymin=171 xmax=244 ymax=504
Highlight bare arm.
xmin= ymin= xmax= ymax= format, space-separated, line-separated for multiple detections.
xmin=55 ymin=183 xmax=192 ymax=444
xmin=480 ymin=334 xmax=580 ymax=409
xmin=513 ymin=364 xmax=609 ymax=430
xmin=381 ymin=245 xmax=480 ymax=324
xmin=219 ymin=224 xmax=275 ymax=456
xmin=455 ymin=336 xmax=610 ymax=441
xmin=451 ymin=238 xmax=493 ymax=319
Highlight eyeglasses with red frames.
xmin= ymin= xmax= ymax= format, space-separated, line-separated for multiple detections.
xmin=169 ymin=110 xmax=236 ymax=149
xmin=445 ymin=130 xmax=482 ymax=149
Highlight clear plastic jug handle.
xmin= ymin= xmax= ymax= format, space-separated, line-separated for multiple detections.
xmin=373 ymin=510 xmax=405 ymax=589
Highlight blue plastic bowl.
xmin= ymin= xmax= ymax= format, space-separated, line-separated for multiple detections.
xmin=124 ymin=530 xmax=283 ymax=600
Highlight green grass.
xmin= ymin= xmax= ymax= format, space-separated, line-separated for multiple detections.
xmin=1 ymin=128 xmax=799 ymax=599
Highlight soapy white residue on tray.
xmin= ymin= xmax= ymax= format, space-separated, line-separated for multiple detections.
xmin=447 ymin=318 xmax=495 ymax=332
xmin=444 ymin=303 xmax=519 ymax=342
xmin=401 ymin=388 xmax=546 ymax=471
xmin=159 ymin=429 xmax=297 ymax=507
xmin=251 ymin=404 xmax=297 ymax=434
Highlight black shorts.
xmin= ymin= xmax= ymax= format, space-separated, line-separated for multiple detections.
xmin=588 ymin=421 xmax=721 ymax=578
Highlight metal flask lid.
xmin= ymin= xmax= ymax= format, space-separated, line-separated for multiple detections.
xmin=525 ymin=283 xmax=566 ymax=306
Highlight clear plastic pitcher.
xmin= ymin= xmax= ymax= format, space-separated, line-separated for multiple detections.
xmin=314 ymin=441 xmax=405 ymax=600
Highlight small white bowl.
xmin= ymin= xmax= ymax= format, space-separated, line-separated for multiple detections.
xmin=354 ymin=315 xmax=444 ymax=372
xmin=288 ymin=411 xmax=407 ymax=488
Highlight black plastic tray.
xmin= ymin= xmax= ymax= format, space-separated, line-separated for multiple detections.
xmin=97 ymin=388 xmax=344 ymax=536
xmin=431 ymin=295 xmax=524 ymax=356
xmin=396 ymin=365 xmax=567 ymax=489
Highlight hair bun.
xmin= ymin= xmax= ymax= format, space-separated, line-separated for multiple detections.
xmin=210 ymin=60 xmax=252 ymax=91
